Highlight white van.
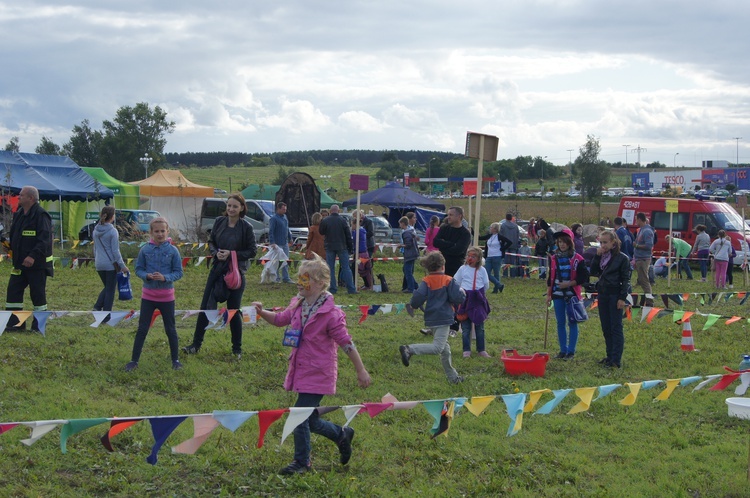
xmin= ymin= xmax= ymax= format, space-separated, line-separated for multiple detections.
xmin=200 ymin=198 xmax=273 ymax=242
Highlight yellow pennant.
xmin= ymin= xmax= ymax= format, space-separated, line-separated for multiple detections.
xmin=464 ymin=396 xmax=496 ymax=416
xmin=568 ymin=387 xmax=597 ymax=414
xmin=654 ymin=379 xmax=681 ymax=401
xmin=524 ymin=389 xmax=551 ymax=413
xmin=619 ymin=382 xmax=643 ymax=406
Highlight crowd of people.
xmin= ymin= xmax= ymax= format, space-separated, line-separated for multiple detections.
xmin=1 ymin=188 xmax=742 ymax=474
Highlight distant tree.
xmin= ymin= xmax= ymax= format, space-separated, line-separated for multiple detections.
xmin=63 ymin=119 xmax=103 ymax=168
xmin=35 ymin=136 xmax=62 ymax=155
xmin=4 ymin=136 xmax=19 ymax=152
xmin=98 ymin=103 xmax=175 ymax=181
xmin=726 ymin=183 xmax=737 ymax=193
xmin=575 ymin=135 xmax=610 ymax=201
xmin=273 ymin=166 xmax=291 ymax=185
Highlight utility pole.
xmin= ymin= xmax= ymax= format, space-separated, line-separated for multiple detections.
xmin=622 ymin=144 xmax=630 ymax=166
xmin=633 ymin=145 xmax=647 ymax=168
xmin=734 ymin=137 xmax=743 ymax=167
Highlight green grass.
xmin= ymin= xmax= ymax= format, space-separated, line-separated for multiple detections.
xmin=1 ymin=257 xmax=750 ymax=496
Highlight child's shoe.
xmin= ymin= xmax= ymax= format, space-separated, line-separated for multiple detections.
xmin=279 ymin=460 xmax=311 ymax=475
xmin=462 ymin=351 xmax=471 ymax=358
xmin=399 ymin=345 xmax=412 ymax=366
xmin=337 ymin=427 xmax=355 ymax=465
xmin=124 ymin=361 xmax=138 ymax=372
xmin=172 ymin=360 xmax=183 ymax=370
xmin=477 ymin=351 xmax=491 ymax=358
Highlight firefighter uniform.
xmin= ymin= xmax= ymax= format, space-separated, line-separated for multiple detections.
xmin=5 ymin=201 xmax=53 ymax=331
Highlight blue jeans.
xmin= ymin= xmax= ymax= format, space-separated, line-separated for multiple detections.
xmin=486 ymin=256 xmax=502 ymax=289
xmin=326 ymin=249 xmax=356 ymax=294
xmin=276 ymin=244 xmax=291 ymax=282
xmin=94 ymin=270 xmax=118 ymax=312
xmin=697 ymin=250 xmax=709 ymax=279
xmin=190 ymin=266 xmax=246 ymax=353
xmin=597 ymin=293 xmax=624 ymax=365
xmin=461 ymin=320 xmax=486 ymax=352
xmin=553 ymin=298 xmax=579 ymax=355
xmin=403 ymin=259 xmax=417 ymax=291
xmin=678 ymin=258 xmax=693 ymax=279
xmin=131 ymin=299 xmax=179 ymax=363
xmin=293 ymin=393 xmax=344 ymax=465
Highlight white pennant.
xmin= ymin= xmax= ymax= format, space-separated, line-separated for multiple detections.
xmin=280 ymin=407 xmax=315 ymax=445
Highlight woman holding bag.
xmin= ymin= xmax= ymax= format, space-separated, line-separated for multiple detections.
xmin=547 ymin=228 xmax=589 ymax=361
xmin=93 ymin=206 xmax=128 ymax=317
xmin=183 ymin=193 xmax=256 ymax=358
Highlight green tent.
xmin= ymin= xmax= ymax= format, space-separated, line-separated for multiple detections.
xmin=240 ymin=184 xmax=338 ymax=208
xmin=40 ymin=167 xmax=140 ymax=239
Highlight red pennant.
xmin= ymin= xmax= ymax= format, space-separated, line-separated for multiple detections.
xmin=359 ymin=403 xmax=394 ymax=418
xmin=646 ymin=307 xmax=662 ymax=323
xmin=358 ymin=305 xmax=369 ymax=324
xmin=726 ymin=316 xmax=743 ymax=325
xmin=709 ymin=373 xmax=741 ymax=391
xmin=256 ymin=409 xmax=288 ymax=448
xmin=0 ymin=423 xmax=19 ymax=435
xmin=181 ymin=257 xmax=191 ymax=268
xmin=149 ymin=310 xmax=162 ymax=328
xmin=625 ymin=307 xmax=632 ymax=321
xmin=101 ymin=418 xmax=142 ymax=452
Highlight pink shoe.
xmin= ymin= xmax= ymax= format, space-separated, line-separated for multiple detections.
xmin=477 ymin=351 xmax=491 ymax=358
xmin=462 ymin=351 xmax=471 ymax=358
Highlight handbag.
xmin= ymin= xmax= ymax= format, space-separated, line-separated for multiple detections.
xmin=224 ymin=250 xmax=242 ymax=290
xmin=117 ymin=272 xmax=133 ymax=301
xmin=566 ymin=295 xmax=588 ymax=324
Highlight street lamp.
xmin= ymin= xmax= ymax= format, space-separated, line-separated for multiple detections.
xmin=567 ymin=149 xmax=574 ymax=183
xmin=673 ymin=152 xmax=679 ymax=168
xmin=734 ymin=137 xmax=743 ymax=167
xmin=140 ymin=155 xmax=152 ymax=179
xmin=622 ymin=144 xmax=630 ymax=166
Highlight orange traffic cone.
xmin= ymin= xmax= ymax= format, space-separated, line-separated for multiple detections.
xmin=680 ymin=320 xmax=696 ymax=352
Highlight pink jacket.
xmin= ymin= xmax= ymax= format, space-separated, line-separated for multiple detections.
xmin=425 ymin=226 xmax=439 ymax=252
xmin=273 ymin=294 xmax=352 ymax=395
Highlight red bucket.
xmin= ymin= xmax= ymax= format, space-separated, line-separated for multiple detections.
xmin=500 ymin=349 xmax=550 ymax=377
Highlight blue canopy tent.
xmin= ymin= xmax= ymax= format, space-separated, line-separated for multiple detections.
xmin=0 ymin=151 xmax=114 ymax=244
xmin=341 ymin=181 xmax=445 ymax=230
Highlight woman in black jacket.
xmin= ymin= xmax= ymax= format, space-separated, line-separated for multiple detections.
xmin=183 ymin=193 xmax=257 ymax=358
xmin=589 ymin=230 xmax=631 ymax=368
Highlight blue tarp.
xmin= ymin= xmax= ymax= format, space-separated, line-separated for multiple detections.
xmin=341 ymin=182 xmax=445 ymax=211
xmin=0 ymin=151 xmax=113 ymax=202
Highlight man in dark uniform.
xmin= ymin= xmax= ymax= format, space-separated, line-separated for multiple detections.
xmin=5 ymin=186 xmax=53 ymax=332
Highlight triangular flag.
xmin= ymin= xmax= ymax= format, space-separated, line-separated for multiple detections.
xmin=646 ymin=307 xmax=662 ymax=323
xmin=256 ymin=409 xmax=287 ymax=448
xmin=0 ymin=423 xmax=19 ymax=435
xmin=380 ymin=393 xmax=419 ymax=411
xmin=593 ymin=384 xmax=622 ymax=402
xmin=11 ymin=311 xmax=32 ymax=329
xmin=693 ymin=374 xmax=723 ymax=391
xmin=430 ymin=401 xmax=455 ymax=438
xmin=567 ymin=387 xmax=597 ymax=414
xmin=149 ymin=309 xmax=162 ymax=329
xmin=0 ymin=311 xmax=12 ymax=336
xmin=534 ymin=389 xmax=572 ymax=415
xmin=212 ymin=410 xmax=256 ymax=432
xmin=360 ymin=403 xmax=393 ymax=418
xmin=101 ymin=418 xmax=142 ymax=452
xmin=341 ymin=405 xmax=364 ymax=426
xmin=21 ymin=420 xmax=67 ymax=446
xmin=680 ymin=375 xmax=703 ymax=387
xmin=500 ymin=393 xmax=526 ymax=436
xmin=60 ymin=418 xmax=108 ymax=454
xmin=641 ymin=380 xmax=664 ymax=390
xmin=358 ymin=305 xmax=369 ymax=324
xmin=702 ymin=314 xmax=721 ymax=330
xmin=90 ymin=312 xmax=111 ymax=328
xmin=105 ymin=311 xmax=131 ymax=327
xmin=523 ymin=389 xmax=551 ymax=413
xmin=708 ymin=373 xmax=741 ymax=391
xmin=281 ymin=408 xmax=315 ymax=445
xmin=423 ymin=400 xmax=446 ymax=434
xmin=655 ymin=379 xmax=682 ymax=401
xmin=464 ymin=396 xmax=496 ymax=416
xmin=147 ymin=416 xmax=187 ymax=465
xmin=172 ymin=415 xmax=221 ymax=455
xmin=619 ymin=382 xmax=642 ymax=406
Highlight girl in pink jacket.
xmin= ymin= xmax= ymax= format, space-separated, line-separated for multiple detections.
xmin=253 ymin=256 xmax=371 ymax=476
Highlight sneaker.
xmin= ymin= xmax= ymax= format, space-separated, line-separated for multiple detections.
xmin=124 ymin=361 xmax=138 ymax=372
xmin=448 ymin=330 xmax=457 ymax=338
xmin=279 ymin=460 xmax=311 ymax=475
xmin=419 ymin=328 xmax=433 ymax=336
xmin=182 ymin=344 xmax=200 ymax=354
xmin=233 ymin=350 xmax=242 ymax=360
xmin=598 ymin=357 xmax=609 ymax=365
xmin=450 ymin=375 xmax=464 ymax=384
xmin=477 ymin=351 xmax=491 ymax=358
xmin=399 ymin=345 xmax=412 ymax=367
xmin=172 ymin=360 xmax=183 ymax=371
xmin=337 ymin=427 xmax=355 ymax=465
xmin=564 ymin=353 xmax=575 ymax=360
xmin=463 ymin=351 xmax=471 ymax=358
xmin=729 ymin=284 xmax=734 ymax=289
xmin=555 ymin=352 xmax=567 ymax=359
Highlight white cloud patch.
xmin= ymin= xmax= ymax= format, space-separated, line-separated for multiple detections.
xmin=338 ymin=111 xmax=388 ymax=132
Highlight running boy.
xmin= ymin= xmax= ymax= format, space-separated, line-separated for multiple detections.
xmin=399 ymin=251 xmax=466 ymax=384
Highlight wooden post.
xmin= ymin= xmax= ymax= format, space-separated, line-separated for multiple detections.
xmin=473 ymin=135 xmax=485 ymax=246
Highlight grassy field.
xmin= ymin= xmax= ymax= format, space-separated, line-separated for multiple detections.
xmin=1 ymin=250 xmax=750 ymax=496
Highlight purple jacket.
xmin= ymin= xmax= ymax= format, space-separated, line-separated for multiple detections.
xmin=273 ymin=293 xmax=352 ymax=395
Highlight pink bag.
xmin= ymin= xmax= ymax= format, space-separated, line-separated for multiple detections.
xmin=224 ymin=250 xmax=242 ymax=290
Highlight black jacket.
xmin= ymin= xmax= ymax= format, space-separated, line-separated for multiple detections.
xmin=590 ymin=251 xmax=631 ymax=301
xmin=319 ymin=213 xmax=354 ymax=253
xmin=209 ymin=216 xmax=257 ymax=272
xmin=9 ymin=202 xmax=53 ymax=274
xmin=433 ymin=224 xmax=472 ymax=276
xmin=362 ymin=216 xmax=375 ymax=250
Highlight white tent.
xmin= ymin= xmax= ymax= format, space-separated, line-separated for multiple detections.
xmin=130 ymin=170 xmax=213 ymax=238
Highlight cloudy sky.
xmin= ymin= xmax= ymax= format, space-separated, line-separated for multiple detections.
xmin=1 ymin=1 xmax=749 ymax=167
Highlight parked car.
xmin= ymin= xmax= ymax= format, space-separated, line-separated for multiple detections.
xmin=78 ymin=209 xmax=160 ymax=241
xmin=367 ymin=215 xmax=393 ymax=243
